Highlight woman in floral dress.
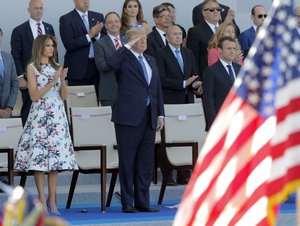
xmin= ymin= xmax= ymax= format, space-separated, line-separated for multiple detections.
xmin=14 ymin=35 xmax=78 ymax=215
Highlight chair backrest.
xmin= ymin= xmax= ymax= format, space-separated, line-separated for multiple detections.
xmin=0 ymin=118 xmax=23 ymax=164
xmin=163 ymin=103 xmax=206 ymax=166
xmin=66 ymin=85 xmax=98 ymax=121
xmin=11 ymin=90 xmax=23 ymax=117
xmin=70 ymin=106 xmax=118 ymax=170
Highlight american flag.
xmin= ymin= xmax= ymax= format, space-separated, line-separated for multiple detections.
xmin=173 ymin=0 xmax=300 ymax=225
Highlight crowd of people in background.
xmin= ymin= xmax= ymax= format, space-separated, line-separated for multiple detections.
xmin=1 ymin=0 xmax=300 ymax=215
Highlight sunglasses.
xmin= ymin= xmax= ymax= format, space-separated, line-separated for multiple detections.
xmin=203 ymin=7 xmax=223 ymax=12
xmin=257 ymin=14 xmax=267 ymax=18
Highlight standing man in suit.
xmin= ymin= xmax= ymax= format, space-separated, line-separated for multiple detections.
xmin=156 ymin=25 xmax=202 ymax=185
xmin=94 ymin=12 xmax=125 ymax=106
xmin=238 ymin=5 xmax=267 ymax=57
xmin=108 ymin=27 xmax=164 ymax=213
xmin=202 ymin=36 xmax=241 ymax=131
xmin=59 ymin=0 xmax=106 ymax=99
xmin=187 ymin=0 xmax=222 ymax=80
xmin=0 ymin=28 xmax=18 ymax=118
xmin=192 ymin=0 xmax=240 ymax=36
xmin=145 ymin=4 xmax=171 ymax=56
xmin=10 ymin=0 xmax=55 ymax=125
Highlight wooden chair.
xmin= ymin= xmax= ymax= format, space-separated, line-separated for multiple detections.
xmin=158 ymin=103 xmax=206 ymax=204
xmin=66 ymin=106 xmax=118 ymax=212
xmin=0 ymin=118 xmax=23 ymax=185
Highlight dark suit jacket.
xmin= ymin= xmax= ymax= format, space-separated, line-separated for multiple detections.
xmin=0 ymin=51 xmax=18 ymax=109
xmin=192 ymin=3 xmax=240 ymax=36
xmin=156 ymin=45 xmax=198 ymax=104
xmin=59 ymin=9 xmax=106 ymax=81
xmin=108 ymin=47 xmax=164 ymax=129
xmin=187 ymin=21 xmax=214 ymax=80
xmin=94 ymin=34 xmax=125 ymax=101
xmin=238 ymin=26 xmax=256 ymax=55
xmin=202 ymin=60 xmax=240 ymax=131
xmin=145 ymin=27 xmax=166 ymax=57
xmin=10 ymin=20 xmax=55 ymax=76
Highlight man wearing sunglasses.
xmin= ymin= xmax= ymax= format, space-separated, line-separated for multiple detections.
xmin=238 ymin=5 xmax=267 ymax=57
xmin=188 ymin=0 xmax=230 ymax=80
xmin=192 ymin=1 xmax=240 ymax=36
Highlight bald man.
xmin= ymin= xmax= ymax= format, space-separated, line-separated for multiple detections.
xmin=11 ymin=0 xmax=55 ymax=125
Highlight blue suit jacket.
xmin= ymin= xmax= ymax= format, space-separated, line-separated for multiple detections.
xmin=238 ymin=26 xmax=256 ymax=53
xmin=10 ymin=20 xmax=55 ymax=76
xmin=108 ymin=47 xmax=164 ymax=129
xmin=59 ymin=9 xmax=106 ymax=81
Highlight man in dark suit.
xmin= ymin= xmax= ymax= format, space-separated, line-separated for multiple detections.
xmin=108 ymin=27 xmax=164 ymax=213
xmin=0 ymin=28 xmax=18 ymax=118
xmin=94 ymin=12 xmax=125 ymax=106
xmin=59 ymin=0 xmax=106 ymax=99
xmin=238 ymin=5 xmax=267 ymax=57
xmin=10 ymin=0 xmax=55 ymax=125
xmin=192 ymin=0 xmax=240 ymax=36
xmin=145 ymin=4 xmax=171 ymax=56
xmin=202 ymin=36 xmax=241 ymax=131
xmin=187 ymin=0 xmax=222 ymax=80
xmin=156 ymin=25 xmax=202 ymax=185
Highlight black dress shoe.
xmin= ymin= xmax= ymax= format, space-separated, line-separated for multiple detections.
xmin=135 ymin=205 xmax=159 ymax=212
xmin=167 ymin=178 xmax=177 ymax=186
xmin=176 ymin=177 xmax=189 ymax=185
xmin=122 ymin=205 xmax=139 ymax=213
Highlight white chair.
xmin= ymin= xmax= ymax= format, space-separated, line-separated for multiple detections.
xmin=11 ymin=90 xmax=23 ymax=117
xmin=0 ymin=118 xmax=23 ymax=185
xmin=65 ymin=85 xmax=98 ymax=121
xmin=158 ymin=103 xmax=206 ymax=204
xmin=66 ymin=106 xmax=118 ymax=212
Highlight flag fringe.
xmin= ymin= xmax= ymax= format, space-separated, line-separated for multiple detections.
xmin=267 ymin=179 xmax=300 ymax=225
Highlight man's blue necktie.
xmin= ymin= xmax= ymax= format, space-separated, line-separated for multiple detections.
xmin=175 ymin=49 xmax=184 ymax=73
xmin=227 ymin=64 xmax=235 ymax=83
xmin=0 ymin=56 xmax=4 ymax=79
xmin=138 ymin=55 xmax=149 ymax=84
xmin=82 ymin=14 xmax=94 ymax=58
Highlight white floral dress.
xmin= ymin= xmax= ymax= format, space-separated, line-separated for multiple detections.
xmin=14 ymin=63 xmax=78 ymax=172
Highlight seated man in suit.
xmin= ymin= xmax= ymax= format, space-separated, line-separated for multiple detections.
xmin=202 ymin=36 xmax=241 ymax=131
xmin=192 ymin=0 xmax=240 ymax=36
xmin=94 ymin=12 xmax=125 ymax=106
xmin=156 ymin=25 xmax=202 ymax=185
xmin=108 ymin=27 xmax=164 ymax=213
xmin=238 ymin=5 xmax=267 ymax=57
xmin=0 ymin=28 xmax=18 ymax=118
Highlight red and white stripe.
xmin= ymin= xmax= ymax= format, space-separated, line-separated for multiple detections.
xmin=174 ymin=90 xmax=276 ymax=226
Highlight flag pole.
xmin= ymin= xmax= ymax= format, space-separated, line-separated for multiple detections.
xmin=297 ymin=189 xmax=300 ymax=225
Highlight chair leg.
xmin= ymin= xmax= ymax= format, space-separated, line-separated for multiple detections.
xmin=19 ymin=174 xmax=27 ymax=187
xmin=152 ymin=145 xmax=159 ymax=184
xmin=158 ymin=170 xmax=169 ymax=205
xmin=106 ymin=171 xmax=118 ymax=207
xmin=101 ymin=170 xmax=106 ymax=212
xmin=66 ymin=171 xmax=79 ymax=209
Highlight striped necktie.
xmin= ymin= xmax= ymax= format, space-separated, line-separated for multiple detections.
xmin=37 ymin=22 xmax=43 ymax=36
xmin=114 ymin=38 xmax=120 ymax=49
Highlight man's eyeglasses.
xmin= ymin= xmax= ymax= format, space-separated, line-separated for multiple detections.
xmin=203 ymin=7 xmax=223 ymax=12
xmin=257 ymin=14 xmax=267 ymax=18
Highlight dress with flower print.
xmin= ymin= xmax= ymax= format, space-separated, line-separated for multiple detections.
xmin=14 ymin=63 xmax=78 ymax=172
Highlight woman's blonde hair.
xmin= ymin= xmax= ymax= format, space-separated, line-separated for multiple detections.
xmin=208 ymin=21 xmax=240 ymax=50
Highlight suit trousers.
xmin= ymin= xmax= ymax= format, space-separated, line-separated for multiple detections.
xmin=67 ymin=60 xmax=99 ymax=100
xmin=114 ymin=106 xmax=156 ymax=207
